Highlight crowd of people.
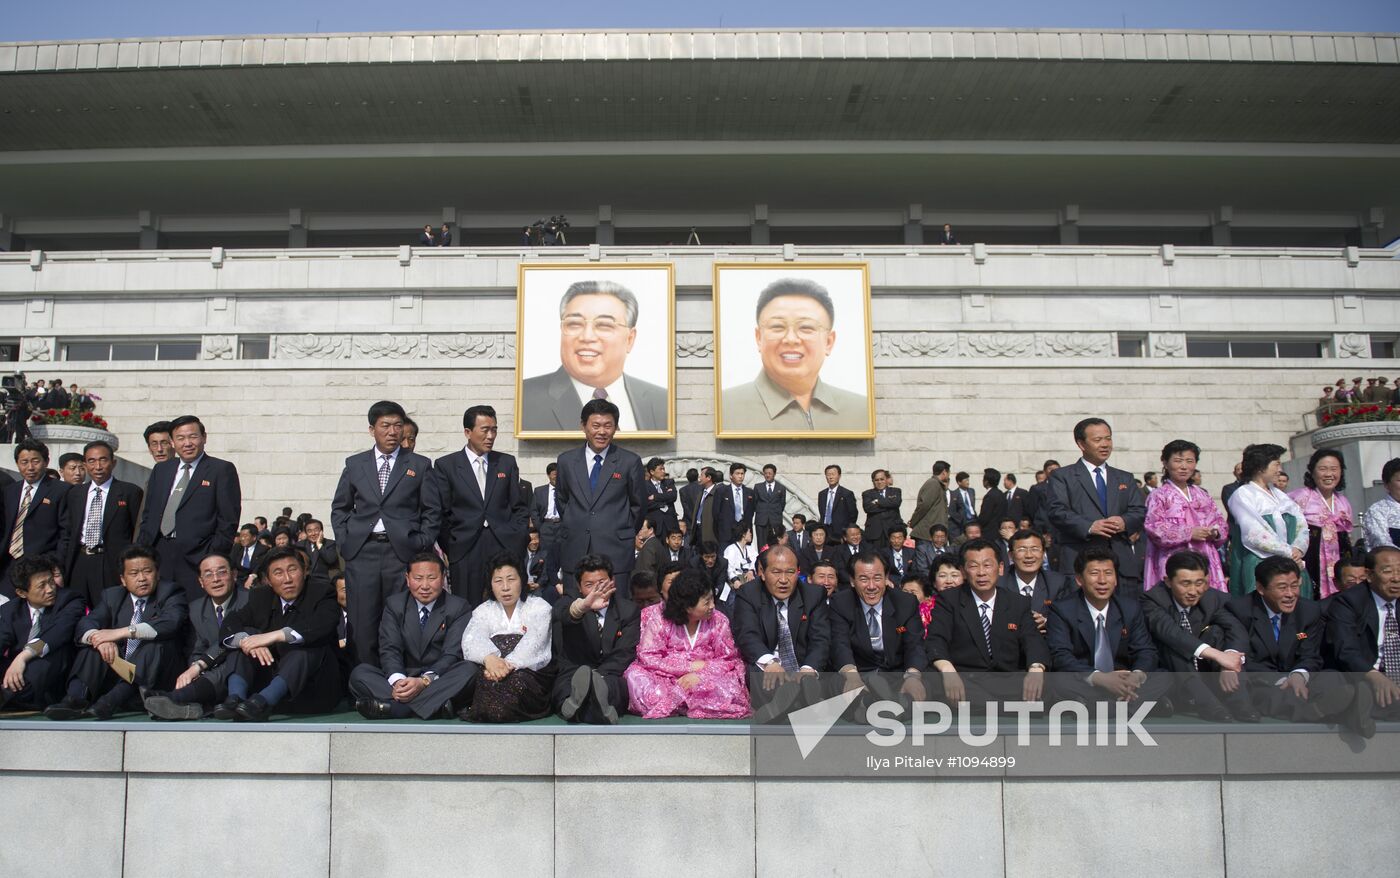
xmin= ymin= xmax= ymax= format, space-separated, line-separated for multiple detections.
xmin=3 ymin=403 xmax=1399 ymax=738
xmin=0 ymin=376 xmax=99 ymax=443
xmin=1317 ymin=375 xmax=1400 ymax=417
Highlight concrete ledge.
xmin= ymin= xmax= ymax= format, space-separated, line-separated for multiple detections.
xmin=555 ymin=733 xmax=752 ymax=776
xmin=330 ymin=731 xmax=553 ymax=775
xmin=1224 ymin=730 xmax=1400 ymax=775
xmin=1006 ymin=732 xmax=1226 ymax=778
xmin=0 ymin=728 xmax=124 ymax=772
xmin=125 ymin=730 xmax=329 ymax=774
xmin=1222 ymin=778 xmax=1400 ymax=878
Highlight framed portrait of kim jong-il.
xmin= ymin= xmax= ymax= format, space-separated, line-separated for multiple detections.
xmin=515 ymin=263 xmax=675 ymax=439
xmin=713 ymin=263 xmax=875 ymax=439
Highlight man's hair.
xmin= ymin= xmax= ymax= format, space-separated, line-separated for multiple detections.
xmin=1073 ymin=544 xmax=1119 ymax=575
xmin=1073 ymin=417 xmax=1111 ymax=443
xmin=811 ymin=559 xmax=840 ymax=577
xmin=630 ymin=570 xmax=657 ymax=591
xmin=930 ymin=524 xmax=948 ymax=536
xmin=143 ymin=421 xmax=173 ymax=442
xmin=1008 ymin=529 xmax=1044 ymax=550
xmin=546 ymin=462 xmax=558 ymax=475
xmin=1043 ymin=459 xmax=1060 ymax=470
xmin=240 ymin=523 xmax=259 ymax=537
xmin=168 ymin=415 xmax=206 ymax=436
xmin=754 ymin=277 xmax=836 ymax=325
xmin=699 ymin=540 xmax=720 ymax=556
xmin=198 ymin=551 xmax=232 ymax=573
xmin=1383 ymin=458 xmax=1400 ymax=486
xmin=792 ymin=513 xmax=807 ymax=525
xmin=402 ymin=416 xmax=418 ymax=435
xmin=932 ymin=460 xmax=951 ymax=476
xmin=262 ymin=545 xmax=307 ymax=571
xmin=955 ymin=471 xmax=969 ymax=482
xmin=702 ymin=466 xmax=723 ymax=484
xmin=579 ymin=398 xmax=620 ymax=425
xmin=1240 ymin=444 xmax=1287 ymax=483
xmin=850 ymin=549 xmax=887 ymax=574
xmin=576 ymin=553 xmax=615 ymax=579
xmin=10 ymin=556 xmax=55 ymax=592
xmin=463 ymin=405 xmax=497 ymax=429
xmin=763 ymin=463 xmax=777 ymax=473
xmin=367 ymin=400 xmax=407 ymax=426
xmin=1004 ymin=473 xmax=1017 ymax=485
xmin=982 ymin=468 xmax=1000 ymax=489
xmin=559 ymin=279 xmax=639 ymax=327
xmin=13 ymin=438 xmax=49 ymax=464
xmin=1165 ymin=550 xmax=1210 ymax=578
xmin=305 ymin=518 xmax=323 ymax=530
xmin=58 ymin=452 xmax=83 ymax=469
xmin=729 ymin=462 xmax=746 ymax=475
xmin=958 ymin=537 xmax=1001 ymax=563
xmin=887 ymin=522 xmax=907 ymax=537
xmin=1255 ymin=555 xmax=1299 ymax=587
xmin=646 ymin=457 xmax=666 ymax=471
xmin=871 ymin=468 xmax=890 ymax=480
xmin=82 ymin=440 xmax=114 ymax=458
xmin=685 ymin=468 xmax=698 ymax=482
xmin=407 ymin=551 xmax=447 ymax=574
xmin=1365 ymin=546 xmax=1400 ymax=571
xmin=119 ymin=544 xmax=160 ymax=573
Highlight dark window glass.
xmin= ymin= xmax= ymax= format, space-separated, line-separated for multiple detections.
xmin=1371 ymin=339 xmax=1394 ymax=359
xmin=1117 ymin=338 xmax=1144 ymax=358
xmin=240 ymin=338 xmax=270 ymax=360
xmin=1231 ymin=341 xmax=1277 ymax=358
xmin=156 ymin=342 xmax=200 ymax=361
xmin=1186 ymin=339 xmax=1229 ymax=357
xmin=111 ymin=343 xmax=158 ymax=360
xmin=1277 ymin=342 xmax=1323 ymax=359
xmin=64 ymin=343 xmax=113 ymax=361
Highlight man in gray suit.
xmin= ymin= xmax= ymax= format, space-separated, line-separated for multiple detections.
xmin=1044 ymin=417 xmax=1148 ymax=597
xmin=907 ymin=460 xmax=950 ymax=543
xmin=331 ymin=400 xmax=436 ymax=667
xmin=554 ymin=398 xmax=647 ymax=596
xmin=996 ymin=529 xmax=1074 ymax=633
xmin=143 ymin=552 xmax=250 ymax=719
xmin=521 ymin=279 xmax=669 ymax=432
xmin=752 ymin=463 xmax=788 ymax=544
xmin=349 ymin=553 xmax=476 ymax=719
xmin=947 ymin=471 xmax=977 ymax=541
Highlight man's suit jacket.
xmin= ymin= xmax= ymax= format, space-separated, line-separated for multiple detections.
xmin=300 ymin=539 xmax=340 ymax=589
xmin=59 ymin=478 xmax=143 ymax=586
xmin=520 ymin=366 xmax=669 ymax=432
xmin=1325 ymin=585 xmax=1392 ymax=673
xmin=423 ymin=449 xmax=530 ymax=562
xmin=926 ymin=586 xmax=1050 ymax=672
xmin=1223 ymin=592 xmax=1326 ymax=675
xmin=554 ymin=444 xmax=646 ymax=576
xmin=375 ymin=590 xmax=473 ymax=677
xmin=531 ymin=484 xmax=561 ymax=530
xmin=637 ymin=539 xmax=691 ymax=580
xmin=733 ymin=582 xmax=831 ymax=671
xmin=230 ymin=543 xmax=269 ymax=582
xmin=185 ymin=589 xmax=250 ymax=684
xmin=551 ymin=594 xmax=641 ymax=679
xmin=978 ymin=488 xmax=1009 ymax=531
xmin=689 ymin=486 xmax=734 ymax=549
xmin=2 ymin=477 xmax=69 ymax=567
xmin=948 ymin=486 xmax=978 ymax=529
xmin=724 ymin=483 xmax=756 ymax=535
xmin=862 ymin=487 xmax=903 ymax=542
xmin=752 ymin=480 xmax=788 ymax=535
xmin=1004 ymin=488 xmax=1030 ymax=523
xmin=643 ymin=478 xmax=680 ymax=534
xmin=1045 ymin=461 xmax=1147 ymax=585
xmin=80 ymin=581 xmax=189 ymax=662
xmin=1140 ymin=586 xmax=1237 ymax=672
xmin=137 ymin=455 xmax=241 ymax=573
xmin=815 ymin=485 xmax=858 ymax=537
xmin=0 ymin=587 xmax=85 ymax=665
xmin=1045 ymin=592 xmax=1158 ymax=673
xmin=788 ymin=528 xmax=810 ymax=554
xmin=881 ymin=546 xmax=918 ymax=584
xmin=907 ymin=477 xmax=949 ymax=542
xmin=330 ymin=448 xmax=435 ymax=563
xmin=997 ymin=569 xmax=1076 ymax=615
xmin=1026 ymin=481 xmax=1052 ymax=532
xmin=693 ymin=558 xmax=730 ymax=597
xmin=222 ymin=578 xmax=340 ymax=650
xmin=677 ymin=481 xmax=703 ymax=527
xmin=828 ymin=587 xmax=927 ymax=672
xmin=796 ymin=542 xmax=838 ymax=577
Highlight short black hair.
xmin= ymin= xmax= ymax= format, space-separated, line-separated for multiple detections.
xmin=367 ymin=400 xmax=407 ymax=426
xmin=656 ymin=560 xmax=686 ymax=585
xmin=792 ymin=513 xmax=807 ymax=525
xmin=930 ymin=524 xmax=948 ymax=536
xmin=887 ymin=522 xmax=907 ymax=537
xmin=729 ymin=462 xmax=746 ymax=475
xmin=119 ymin=544 xmax=160 ymax=573
xmin=305 ymin=518 xmax=323 ymax=529
xmin=646 ymin=457 xmax=666 ymax=471
xmin=982 ymin=468 xmax=1001 ymax=489
xmin=10 ymin=555 xmax=55 ymax=592
xmin=1004 ymin=473 xmax=1017 ymax=485
xmin=58 ymin=452 xmax=83 ymax=469
xmin=871 ymin=468 xmax=889 ymax=481
xmin=168 ymin=415 xmax=206 ymax=435
xmin=810 ymin=559 xmax=839 ymax=577
xmin=407 ymin=551 xmax=447 ymax=574
xmin=754 ymin=277 xmax=836 ymax=325
xmin=1384 ymin=458 xmax=1400 ymax=486
xmin=1240 ymin=444 xmax=1286 ymax=483
xmin=700 ymin=540 xmax=720 ymax=556
xmin=1303 ymin=449 xmax=1347 ymax=491
xmin=82 ymin=440 xmax=114 ymax=458
xmin=463 ymin=405 xmax=497 ymax=429
xmin=1255 ymin=555 xmax=1299 ymax=588
xmin=1365 ymin=546 xmax=1400 ymax=571
xmin=661 ymin=569 xmax=712 ymax=625
xmin=547 ymin=462 xmax=558 ymax=475
xmin=959 ymin=537 xmax=1001 ymax=563
xmin=576 ymin=553 xmax=614 ymax=579
xmin=1073 ymin=417 xmax=1110 ymax=443
xmin=1008 ymin=529 xmax=1044 ymax=550
xmin=702 ymin=467 xmax=723 ymax=484
xmin=932 ymin=460 xmax=951 ymax=476
xmin=1073 ymin=544 xmax=1119 ymax=575
xmin=143 ymin=421 xmax=173 ymax=442
xmin=630 ymin=571 xmax=657 ymax=591
xmin=825 ymin=464 xmax=842 ymax=476
xmin=1165 ymin=550 xmax=1210 ymax=579
xmin=13 ymin=438 xmax=49 ymax=464
xmin=402 ymin=416 xmax=419 ymax=435
xmin=580 ymin=398 xmax=620 ymax=425
xmin=955 ymin=471 xmax=969 ymax=482
xmin=261 ymin=545 xmax=307 ymax=572
xmin=240 ymin=523 xmax=258 ymax=537
xmin=685 ymin=468 xmax=698 ymax=482
xmin=762 ymin=463 xmax=777 ymax=473
xmin=849 ymin=549 xmax=887 ymax=575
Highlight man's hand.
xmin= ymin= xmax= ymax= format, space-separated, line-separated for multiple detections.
xmin=246 ymin=646 xmax=275 ymax=667
xmin=1022 ymin=669 xmax=1044 ymax=701
xmin=1218 ymin=670 xmax=1241 ymax=693
xmin=175 ymin=663 xmax=203 ymax=689
xmin=900 ymin=675 xmax=926 ymax=702
xmin=391 ymin=677 xmax=427 ymax=702
xmin=841 ymin=669 xmax=864 ymax=695
xmin=1368 ymin=670 xmax=1400 ymax=708
xmin=91 ymin=627 xmax=127 ymax=646
xmin=3 ymin=654 xmax=28 ymax=691
xmin=941 ymin=670 xmax=966 ymax=703
xmin=579 ymin=582 xmax=615 ymax=613
xmin=1087 ymin=518 xmax=1121 ymax=538
xmin=1281 ymin=672 xmax=1309 ymax=700
xmin=1031 ymin=610 xmax=1048 ymax=634
xmin=761 ymin=662 xmax=789 ymax=692
xmin=1206 ymin=648 xmax=1244 ymax=673
xmin=1091 ymin=670 xmax=1140 ymax=700
xmin=96 ymin=641 xmax=118 ymax=664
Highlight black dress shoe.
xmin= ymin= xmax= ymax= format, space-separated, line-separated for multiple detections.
xmin=84 ymin=699 xmax=117 ymax=721
xmin=212 ymin=697 xmax=243 ymax=721
xmin=355 ymin=698 xmax=395 ymax=720
xmin=1149 ymin=697 xmax=1175 ymax=719
xmin=1229 ymin=704 xmax=1262 ymax=723
xmin=560 ymin=666 xmax=591 ymax=721
xmin=1195 ymin=701 xmax=1233 ymax=723
xmin=233 ymin=695 xmax=269 ymax=722
xmin=43 ymin=695 xmax=90 ymax=721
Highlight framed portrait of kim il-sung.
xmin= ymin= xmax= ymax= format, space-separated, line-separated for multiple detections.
xmin=713 ymin=262 xmax=875 ymax=439
xmin=515 ymin=263 xmax=675 ymax=439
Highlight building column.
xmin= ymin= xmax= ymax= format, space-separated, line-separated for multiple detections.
xmin=751 ymin=204 xmax=770 ymax=245
xmin=0 ymin=214 xmax=16 ymax=251
xmin=137 ymin=210 xmax=162 ymax=249
xmin=1362 ymin=207 xmax=1385 ymax=247
xmin=904 ymin=203 xmax=924 ymax=245
xmin=596 ymin=205 xmax=615 ymax=246
xmin=1059 ymin=204 xmax=1080 ymax=245
xmin=288 ymin=208 xmax=308 ymax=248
xmin=1211 ymin=206 xmax=1232 ymax=246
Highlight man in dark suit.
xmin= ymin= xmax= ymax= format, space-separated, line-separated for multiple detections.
xmin=531 ymin=463 xmax=564 ymax=551
xmin=520 ymin=280 xmax=669 ymax=432
xmin=299 ymin=518 xmax=339 ymax=591
xmin=137 ymin=415 xmax=241 ymax=600
xmin=552 ymin=553 xmax=640 ymax=725
xmin=1026 ymin=460 xmax=1059 ymax=533
xmin=1001 ymin=473 xmax=1030 ymax=523
xmin=423 ymin=405 xmax=530 ymax=607
xmin=417 ymin=223 xmax=436 ymax=246
xmin=229 ymin=524 xmax=267 ymax=588
xmin=725 ymin=463 xmax=756 ymax=538
xmin=688 ymin=467 xmax=734 ymax=551
xmin=927 ymin=538 xmax=1050 ymax=707
xmin=734 ymin=545 xmax=829 ymax=721
xmin=676 ymin=469 xmax=702 ymax=526
xmin=836 ymin=524 xmax=871 ymax=586
xmin=554 ymin=398 xmax=647 ymax=597
xmin=331 ymin=400 xmax=436 ymax=668
xmin=797 ymin=524 xmax=839 ymax=578
xmin=752 ymin=464 xmax=788 ymax=545
xmin=693 ymin=542 xmax=729 ymax=599
xmin=60 ymin=440 xmax=142 ymax=610
xmin=976 ymin=468 xmax=1008 ymax=532
xmin=1140 ymin=550 xmax=1255 ymax=722
xmin=0 ymin=556 xmax=86 ymax=710
xmin=142 ymin=553 xmax=250 ymax=719
xmin=1224 ymin=556 xmax=1367 ymax=734
xmin=1326 ymin=545 xmax=1400 ymax=723
xmin=947 ymin=471 xmax=978 ymax=540
xmin=1044 ymin=545 xmax=1172 ymax=712
xmin=880 ymin=523 xmax=918 ymax=586
xmin=214 ymin=547 xmax=343 ymax=721
xmin=788 ymin=514 xmax=809 ymax=554
xmin=642 ymin=457 xmax=680 ymax=536
xmin=816 ymin=464 xmax=858 ymax=538
xmin=908 ymin=461 xmax=951 ymax=543
xmin=861 ymin=469 xmax=903 ymax=544
xmin=830 ymin=550 xmax=927 ymax=707
xmin=45 ymin=547 xmax=188 ymax=720
xmin=349 ymin=553 xmax=476 ymax=719
xmin=638 ymin=525 xmax=690 ymax=582
xmin=1045 ymin=418 xmax=1148 ymax=596
xmin=997 ymin=529 xmax=1075 ymax=633
xmin=2 ymin=439 xmax=69 ymax=598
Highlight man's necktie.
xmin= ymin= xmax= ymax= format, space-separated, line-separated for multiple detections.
xmin=1382 ymin=604 xmax=1400 ymax=688
xmin=215 ymin=605 xmax=224 ymax=629
xmin=125 ymin=598 xmax=146 ymax=659
xmin=1093 ymin=614 xmax=1114 ymax=673
xmin=592 ymin=387 xmax=608 ymax=400
xmin=1021 ymin=582 xmax=1034 ymax=598
xmin=547 ymin=487 xmax=558 ymax=519
xmin=776 ymin=602 xmax=799 ymax=673
xmin=475 ymin=456 xmax=489 ymax=497
xmin=1270 ymin=614 xmax=1281 ymax=642
xmin=980 ymin=603 xmax=994 ymax=657
xmin=825 ymin=490 xmax=835 ymax=524
xmin=867 ymin=606 xmax=882 ymax=650
xmin=1094 ymin=467 xmax=1109 ymax=514
xmin=894 ymin=553 xmax=903 ymax=575
xmin=161 ymin=465 xmax=191 ymax=537
xmin=589 ymin=454 xmax=603 ymax=491
xmin=1179 ymin=607 xmax=1201 ymax=669
xmin=244 ymin=546 xmax=253 ymax=568
xmin=734 ymin=487 xmax=743 ymax=522
xmin=1007 ymin=490 xmax=1013 ymax=502
xmin=377 ymin=455 xmax=392 ymax=494
xmin=8 ymin=483 xmax=33 ymax=559
xmin=419 ymin=605 xmax=430 ymax=629
xmin=27 ymin=608 xmax=42 ymax=643
xmin=83 ymin=487 xmax=103 ymax=548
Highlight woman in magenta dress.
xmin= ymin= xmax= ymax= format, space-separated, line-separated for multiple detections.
xmin=624 ymin=568 xmax=750 ymax=720
xmin=1288 ymin=448 xmax=1354 ymax=599
xmin=1144 ymin=439 xmax=1228 ymax=591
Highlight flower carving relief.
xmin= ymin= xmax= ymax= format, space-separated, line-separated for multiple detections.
xmin=354 ymin=334 xmax=423 ymax=359
xmin=429 ymin=334 xmax=514 ymax=359
xmin=675 ymin=333 xmax=714 ymax=359
xmin=873 ymin=332 xmax=958 ymax=359
xmin=275 ymin=334 xmax=349 ymax=359
xmin=959 ymin=334 xmax=1035 ymax=358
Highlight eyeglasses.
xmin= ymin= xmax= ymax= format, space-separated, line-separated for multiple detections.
xmin=761 ymin=320 xmax=829 ymax=340
xmin=561 ymin=317 xmax=626 ymax=338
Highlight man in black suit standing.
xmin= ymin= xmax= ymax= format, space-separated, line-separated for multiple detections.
xmin=830 ymin=551 xmax=927 ymax=707
xmin=677 ymin=468 xmax=702 ymax=527
xmin=734 ymin=545 xmax=829 ymax=721
xmin=725 ymin=463 xmax=756 ymax=539
xmin=816 ymin=464 xmax=858 ymax=539
xmin=861 ymin=469 xmax=903 ymax=544
xmin=947 ymin=471 xmax=978 ymax=541
xmin=331 ymin=400 xmax=436 ymax=668
xmin=60 ymin=440 xmax=143 ymax=611
xmin=230 ymin=524 xmax=267 ymax=588
xmin=1045 ymin=545 xmax=1171 ymax=713
xmin=1045 ymin=417 xmax=1148 ymax=596
xmin=1326 ymin=545 xmax=1400 ymax=724
xmin=423 ymin=405 xmax=529 ymax=607
xmin=554 ymin=398 xmax=647 ymax=596
xmin=752 ymin=464 xmax=788 ymax=546
xmin=552 ymin=554 xmax=640 ymax=725
xmin=2 ymin=439 xmax=69 ymax=598
xmin=142 ymin=553 xmax=250 ymax=720
xmin=997 ymin=529 xmax=1075 ymax=633
xmin=349 ymin=553 xmax=476 ymax=719
xmin=137 ymin=415 xmax=241 ymax=600
xmin=1140 ymin=550 xmax=1254 ymax=722
xmin=1 ymin=556 xmax=86 ymax=710
xmin=299 ymin=518 xmax=339 ymax=591
xmin=688 ymin=466 xmax=733 ymax=551
xmin=976 ymin=468 xmax=1008 ymax=532
xmin=531 ymin=463 xmax=564 ymax=551
xmin=1026 ymin=460 xmax=1059 ymax=533
xmin=927 ymin=538 xmax=1050 ymax=707
xmin=1001 ymin=473 xmax=1030 ymax=523
xmin=642 ymin=457 xmax=680 ymax=536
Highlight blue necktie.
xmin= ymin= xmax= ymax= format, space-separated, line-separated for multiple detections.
xmin=1270 ymin=614 xmax=1281 ymax=642
xmin=1094 ymin=467 xmax=1109 ymax=514
xmin=420 ymin=605 xmax=430 ymax=629
xmin=589 ymin=453 xmax=603 ymax=491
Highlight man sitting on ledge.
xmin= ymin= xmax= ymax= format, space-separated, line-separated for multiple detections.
xmin=1 ymin=556 xmax=85 ymax=712
xmin=144 ymin=552 xmax=249 ymax=720
xmin=829 ymin=550 xmax=927 ymax=709
xmin=349 ymin=552 xmax=475 ymax=720
xmin=551 ymin=554 xmax=640 ymax=725
xmin=1326 ymin=545 xmax=1400 ymax=725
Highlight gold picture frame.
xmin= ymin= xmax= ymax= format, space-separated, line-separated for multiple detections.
xmin=713 ymin=262 xmax=876 ymax=439
xmin=515 ymin=262 xmax=676 ymax=440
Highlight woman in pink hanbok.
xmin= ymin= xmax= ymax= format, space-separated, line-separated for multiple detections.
xmin=624 ymin=569 xmax=751 ymax=719
xmin=1144 ymin=440 xmax=1229 ymax=591
xmin=1288 ymin=449 xmax=1354 ymax=599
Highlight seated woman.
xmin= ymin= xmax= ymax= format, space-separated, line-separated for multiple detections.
xmin=459 ymin=555 xmax=555 ymax=723
xmin=722 ymin=525 xmax=757 ymax=589
xmin=900 ymin=574 xmax=937 ymax=637
xmin=624 ymin=569 xmax=750 ymax=719
xmin=1227 ymin=443 xmax=1310 ymax=595
xmin=929 ymin=556 xmax=964 ymax=594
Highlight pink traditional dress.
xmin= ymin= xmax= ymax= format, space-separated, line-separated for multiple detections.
xmin=624 ymin=603 xmax=751 ymax=719
xmin=1288 ymin=486 xmax=1354 ymax=598
xmin=1143 ymin=480 xmax=1229 ymax=591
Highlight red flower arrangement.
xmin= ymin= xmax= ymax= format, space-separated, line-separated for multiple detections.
xmin=1320 ymin=405 xmax=1400 ymax=427
xmin=31 ymin=408 xmax=109 ymax=429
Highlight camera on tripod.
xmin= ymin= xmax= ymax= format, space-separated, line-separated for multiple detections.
xmin=529 ymin=215 xmax=571 ymax=246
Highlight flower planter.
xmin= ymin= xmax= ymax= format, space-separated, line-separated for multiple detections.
xmin=28 ymin=423 xmax=121 ymax=451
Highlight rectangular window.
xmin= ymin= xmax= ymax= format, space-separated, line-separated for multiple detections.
xmin=1276 ymin=341 xmax=1323 ymax=359
xmin=156 ymin=342 xmax=200 ymax=361
xmin=1185 ymin=338 xmax=1325 ymax=358
xmin=1116 ymin=337 xmax=1144 ymax=358
xmin=240 ymin=338 xmax=270 ymax=360
xmin=1185 ymin=339 xmax=1230 ymax=358
xmin=1373 ymin=339 xmax=1396 ymax=359
xmin=63 ymin=342 xmax=117 ymax=361
xmin=63 ymin=340 xmax=201 ymax=361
